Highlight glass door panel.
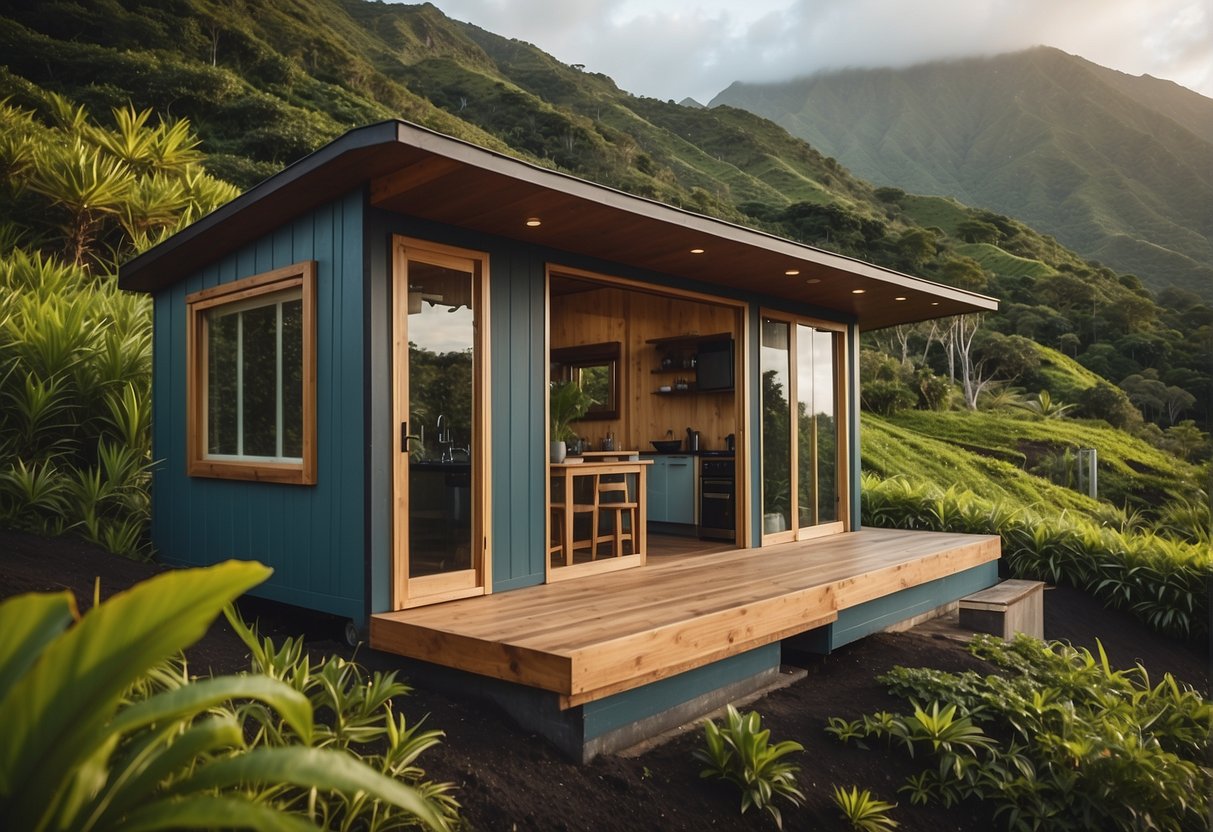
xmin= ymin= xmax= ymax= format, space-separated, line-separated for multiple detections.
xmin=407 ymin=260 xmax=474 ymax=580
xmin=392 ymin=240 xmax=485 ymax=608
xmin=761 ymin=318 xmax=791 ymax=534
xmin=797 ymin=325 xmax=838 ymax=527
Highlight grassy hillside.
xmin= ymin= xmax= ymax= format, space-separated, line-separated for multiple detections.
xmin=712 ymin=46 xmax=1213 ymax=302
xmin=2 ymin=0 xmax=1207 ymax=529
xmin=876 ymin=411 xmax=1205 ymax=509
xmin=861 ymin=415 xmax=1103 ymax=514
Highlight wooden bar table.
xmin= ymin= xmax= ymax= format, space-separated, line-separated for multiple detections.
xmin=550 ymin=456 xmax=651 ymax=578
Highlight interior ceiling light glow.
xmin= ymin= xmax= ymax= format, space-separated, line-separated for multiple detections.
xmin=931 ymin=301 xmax=940 ymax=306
xmin=805 ymin=278 xmax=821 ymax=284
xmin=690 ymin=248 xmax=705 ymax=254
xmin=851 ymin=288 xmax=866 ymax=294
xmin=894 ymin=296 xmax=908 ymax=301
xmin=784 ymin=269 xmax=800 ymax=276
xmin=525 ymin=217 xmax=542 ymax=227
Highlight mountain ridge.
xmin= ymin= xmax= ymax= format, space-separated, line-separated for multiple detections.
xmin=1 ymin=1 xmax=1208 ymax=426
xmin=710 ymin=46 xmax=1213 ymax=300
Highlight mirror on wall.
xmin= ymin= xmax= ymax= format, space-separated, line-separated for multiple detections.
xmin=551 ymin=341 xmax=620 ymax=420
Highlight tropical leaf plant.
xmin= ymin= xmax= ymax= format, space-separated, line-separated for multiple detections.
xmin=832 ymin=785 xmax=899 ymax=831
xmin=0 ymin=560 xmax=450 ymax=832
xmin=693 ymin=704 xmax=804 ymax=829
xmin=836 ymin=634 xmax=1213 ymax=831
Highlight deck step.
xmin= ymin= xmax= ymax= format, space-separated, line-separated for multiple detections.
xmin=958 ymin=579 xmax=1044 ymax=639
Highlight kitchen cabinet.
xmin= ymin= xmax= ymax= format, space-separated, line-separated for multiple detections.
xmin=646 ymin=454 xmax=695 ymax=525
xmin=647 ymin=332 xmax=734 ymax=394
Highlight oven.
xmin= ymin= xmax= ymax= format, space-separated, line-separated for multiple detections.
xmin=699 ymin=455 xmax=735 ymax=541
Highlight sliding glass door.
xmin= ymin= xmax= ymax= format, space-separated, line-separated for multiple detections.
xmin=761 ymin=314 xmax=847 ymax=542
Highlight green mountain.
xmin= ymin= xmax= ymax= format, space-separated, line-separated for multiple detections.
xmin=711 ymin=47 xmax=1213 ymax=301
xmin=1 ymin=2 xmax=1208 ymax=441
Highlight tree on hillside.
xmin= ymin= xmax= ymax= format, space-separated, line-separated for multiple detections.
xmin=956 ymin=218 xmax=1000 ymax=244
xmin=952 ymin=315 xmax=992 ymax=410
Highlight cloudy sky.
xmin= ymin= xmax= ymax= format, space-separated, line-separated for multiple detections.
xmin=419 ymin=0 xmax=1213 ymax=103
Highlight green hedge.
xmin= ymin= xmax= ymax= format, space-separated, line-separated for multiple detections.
xmin=861 ymin=474 xmax=1212 ymax=638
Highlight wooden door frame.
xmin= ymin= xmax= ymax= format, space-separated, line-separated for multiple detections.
xmin=391 ymin=235 xmax=492 ymax=609
xmin=758 ymin=309 xmax=850 ymax=545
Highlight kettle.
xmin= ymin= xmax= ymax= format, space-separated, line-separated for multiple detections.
xmin=686 ymin=428 xmax=700 ymax=452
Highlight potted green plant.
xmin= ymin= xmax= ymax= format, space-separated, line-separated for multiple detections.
xmin=550 ymin=380 xmax=596 ymax=462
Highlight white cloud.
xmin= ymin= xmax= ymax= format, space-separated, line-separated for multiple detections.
xmin=421 ymin=0 xmax=1213 ymax=102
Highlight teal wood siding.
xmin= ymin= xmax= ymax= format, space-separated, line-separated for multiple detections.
xmin=150 ymin=191 xmax=366 ymax=620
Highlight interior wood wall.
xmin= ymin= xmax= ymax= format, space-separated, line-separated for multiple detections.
xmin=552 ymin=285 xmax=739 ymax=453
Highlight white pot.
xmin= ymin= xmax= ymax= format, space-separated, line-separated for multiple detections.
xmin=763 ymin=512 xmax=787 ymax=534
xmin=550 ymin=440 xmax=567 ymax=463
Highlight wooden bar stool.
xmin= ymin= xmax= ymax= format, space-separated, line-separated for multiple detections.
xmin=594 ymin=474 xmax=638 ymax=558
xmin=550 ymin=471 xmax=597 ymax=566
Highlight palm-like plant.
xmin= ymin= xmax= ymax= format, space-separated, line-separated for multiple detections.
xmin=693 ymin=705 xmax=804 ymax=829
xmin=1011 ymin=389 xmax=1075 ymax=419
xmin=0 ymin=96 xmax=237 ymax=556
xmin=26 ymin=136 xmax=135 ymax=267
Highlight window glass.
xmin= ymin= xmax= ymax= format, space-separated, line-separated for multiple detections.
xmin=203 ymin=289 xmax=303 ymax=462
xmin=761 ymin=318 xmax=791 ymax=532
xmin=207 ymin=312 xmax=239 ymax=455
xmin=281 ymin=298 xmax=303 ymax=458
xmin=241 ymin=302 xmax=278 ymax=457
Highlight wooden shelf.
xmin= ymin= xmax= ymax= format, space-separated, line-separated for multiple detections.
xmin=645 ymin=332 xmax=732 ymax=347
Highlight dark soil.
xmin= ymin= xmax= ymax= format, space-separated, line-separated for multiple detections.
xmin=2 ymin=530 xmax=1208 ymax=831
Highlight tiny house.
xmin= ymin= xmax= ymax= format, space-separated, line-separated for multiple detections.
xmin=120 ymin=120 xmax=1001 ymax=760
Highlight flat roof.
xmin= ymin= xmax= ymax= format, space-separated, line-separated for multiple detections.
xmin=119 ymin=120 xmax=996 ymax=329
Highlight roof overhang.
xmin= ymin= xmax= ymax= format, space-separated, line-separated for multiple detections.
xmin=119 ymin=120 xmax=997 ymax=329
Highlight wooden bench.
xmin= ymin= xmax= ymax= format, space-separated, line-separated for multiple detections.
xmin=958 ymin=579 xmax=1044 ymax=639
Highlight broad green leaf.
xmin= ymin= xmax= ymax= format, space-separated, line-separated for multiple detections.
xmin=84 ymin=716 xmax=245 ymax=829
xmin=118 ymin=794 xmax=321 ymax=832
xmin=169 ymin=747 xmax=448 ymax=831
xmin=0 ymin=560 xmax=270 ymax=831
xmin=0 ymin=590 xmax=76 ymax=701
xmin=109 ymin=674 xmax=313 ymax=744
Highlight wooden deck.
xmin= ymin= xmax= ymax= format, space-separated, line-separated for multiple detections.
xmin=370 ymin=528 xmax=1000 ymax=707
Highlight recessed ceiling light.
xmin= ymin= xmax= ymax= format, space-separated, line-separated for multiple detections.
xmin=805 ymin=278 xmax=821 ymax=284
xmin=784 ymin=269 xmax=800 ymax=276
xmin=894 ymin=296 xmax=907 ymax=301
xmin=931 ymin=301 xmax=940 ymax=306
xmin=525 ymin=217 xmax=542 ymax=227
xmin=851 ymin=288 xmax=866 ymax=294
xmin=690 ymin=248 xmax=705 ymax=254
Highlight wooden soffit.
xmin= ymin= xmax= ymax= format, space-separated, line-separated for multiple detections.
xmin=121 ymin=120 xmax=996 ymax=330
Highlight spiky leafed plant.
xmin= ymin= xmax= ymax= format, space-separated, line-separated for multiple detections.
xmin=0 ymin=96 xmax=236 ymax=557
xmin=1010 ymin=389 xmax=1076 ymax=419
xmin=25 ymin=135 xmax=135 ymax=268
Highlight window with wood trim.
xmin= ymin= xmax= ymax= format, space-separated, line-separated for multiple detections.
xmin=186 ymin=262 xmax=317 ymax=484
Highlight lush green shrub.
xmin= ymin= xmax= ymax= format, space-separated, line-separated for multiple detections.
xmin=828 ymin=635 xmax=1211 ymax=831
xmin=0 ymin=95 xmax=237 ymax=557
xmin=861 ymin=473 xmax=1212 ymax=637
xmin=693 ymin=705 xmax=804 ymax=830
xmin=0 ymin=560 xmax=453 ymax=831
